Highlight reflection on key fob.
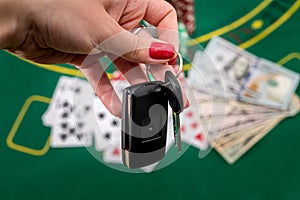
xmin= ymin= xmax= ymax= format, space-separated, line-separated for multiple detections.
xmin=121 ymin=81 xmax=169 ymax=169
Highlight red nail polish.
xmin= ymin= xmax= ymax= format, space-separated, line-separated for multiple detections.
xmin=168 ymin=55 xmax=177 ymax=65
xmin=149 ymin=42 xmax=175 ymax=59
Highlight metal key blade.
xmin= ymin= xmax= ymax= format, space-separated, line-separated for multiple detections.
xmin=172 ymin=112 xmax=177 ymax=146
xmin=176 ymin=113 xmax=182 ymax=153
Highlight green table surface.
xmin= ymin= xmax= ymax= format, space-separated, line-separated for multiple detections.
xmin=1 ymin=0 xmax=300 ymax=199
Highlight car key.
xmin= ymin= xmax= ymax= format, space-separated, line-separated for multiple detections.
xmin=173 ymin=112 xmax=181 ymax=152
xmin=121 ymin=50 xmax=184 ymax=168
xmin=164 ymin=71 xmax=184 ymax=153
xmin=121 ymin=81 xmax=169 ymax=169
xmin=121 ymin=72 xmax=184 ymax=168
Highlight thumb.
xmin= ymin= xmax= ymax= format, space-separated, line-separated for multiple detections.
xmin=98 ymin=28 xmax=176 ymax=64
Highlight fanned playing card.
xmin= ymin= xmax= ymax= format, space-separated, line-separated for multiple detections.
xmin=43 ymin=76 xmax=95 ymax=147
xmin=93 ymin=92 xmax=122 ymax=151
xmin=180 ymin=106 xmax=208 ymax=150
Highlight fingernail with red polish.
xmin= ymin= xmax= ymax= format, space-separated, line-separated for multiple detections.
xmin=149 ymin=42 xmax=175 ymax=59
xmin=168 ymin=55 xmax=177 ymax=65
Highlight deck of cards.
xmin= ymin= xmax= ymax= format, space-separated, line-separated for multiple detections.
xmin=188 ymin=37 xmax=300 ymax=164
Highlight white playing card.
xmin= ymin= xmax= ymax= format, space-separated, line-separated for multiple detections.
xmin=102 ymin=141 xmax=122 ymax=164
xmin=93 ymin=96 xmax=122 ymax=151
xmin=45 ymin=76 xmax=95 ymax=148
xmin=50 ymin=122 xmax=93 ymax=148
xmin=140 ymin=162 xmax=159 ymax=173
xmin=50 ymin=98 xmax=93 ymax=147
xmin=42 ymin=76 xmax=74 ymax=126
xmin=181 ymin=106 xmax=208 ymax=150
xmin=92 ymin=79 xmax=129 ymax=151
xmin=43 ymin=76 xmax=94 ymax=126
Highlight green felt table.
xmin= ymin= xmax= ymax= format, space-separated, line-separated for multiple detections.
xmin=1 ymin=0 xmax=300 ymax=199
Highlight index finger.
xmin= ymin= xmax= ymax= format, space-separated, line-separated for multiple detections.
xmin=143 ymin=0 xmax=179 ymax=49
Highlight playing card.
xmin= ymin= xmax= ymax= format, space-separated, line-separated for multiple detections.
xmin=102 ymin=141 xmax=122 ymax=164
xmin=43 ymin=76 xmax=94 ymax=126
xmin=42 ymin=76 xmax=96 ymax=148
xmin=181 ymin=106 xmax=208 ymax=150
xmin=140 ymin=162 xmax=160 ymax=173
xmin=50 ymin=98 xmax=93 ymax=148
xmin=42 ymin=76 xmax=74 ymax=126
xmin=93 ymin=95 xmax=122 ymax=151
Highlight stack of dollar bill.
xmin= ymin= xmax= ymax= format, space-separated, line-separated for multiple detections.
xmin=188 ymin=37 xmax=300 ymax=164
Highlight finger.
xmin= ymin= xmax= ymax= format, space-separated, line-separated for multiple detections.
xmin=76 ymin=54 xmax=122 ymax=117
xmin=76 ymin=53 xmax=105 ymax=89
xmin=95 ymin=71 xmax=122 ymax=118
xmin=106 ymin=28 xmax=152 ymax=84
xmin=98 ymin=15 xmax=176 ymax=64
xmin=108 ymin=54 xmax=148 ymax=85
xmin=144 ymin=0 xmax=179 ymax=49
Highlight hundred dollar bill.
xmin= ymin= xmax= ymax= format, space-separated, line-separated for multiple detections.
xmin=239 ymin=58 xmax=299 ymax=110
xmin=189 ymin=37 xmax=257 ymax=99
xmin=205 ymin=36 xmax=257 ymax=92
xmin=190 ymin=37 xmax=299 ymax=110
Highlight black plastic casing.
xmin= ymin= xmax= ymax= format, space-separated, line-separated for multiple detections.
xmin=121 ymin=81 xmax=168 ymax=169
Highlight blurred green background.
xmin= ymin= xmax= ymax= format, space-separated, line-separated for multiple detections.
xmin=1 ymin=0 xmax=300 ymax=199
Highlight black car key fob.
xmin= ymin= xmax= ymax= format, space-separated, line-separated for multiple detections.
xmin=121 ymin=81 xmax=169 ymax=169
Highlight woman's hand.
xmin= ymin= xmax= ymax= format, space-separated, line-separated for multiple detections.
xmin=1 ymin=0 xmax=187 ymax=117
